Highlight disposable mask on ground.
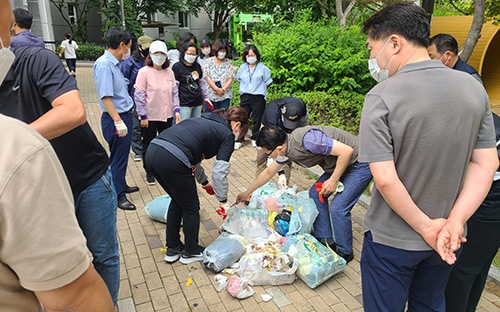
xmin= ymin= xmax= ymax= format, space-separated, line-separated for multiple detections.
xmin=184 ymin=54 xmax=197 ymax=64
xmin=218 ymin=52 xmax=226 ymax=60
xmin=0 ymin=37 xmax=15 ymax=85
xmin=151 ymin=53 xmax=166 ymax=66
xmin=247 ymin=56 xmax=257 ymax=65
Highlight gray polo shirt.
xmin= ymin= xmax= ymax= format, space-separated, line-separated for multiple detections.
xmin=359 ymin=60 xmax=495 ymax=251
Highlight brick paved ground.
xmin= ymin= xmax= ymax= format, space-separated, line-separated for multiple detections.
xmin=75 ymin=65 xmax=500 ymax=312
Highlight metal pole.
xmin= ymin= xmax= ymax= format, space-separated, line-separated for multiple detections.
xmin=119 ymin=0 xmax=126 ymax=30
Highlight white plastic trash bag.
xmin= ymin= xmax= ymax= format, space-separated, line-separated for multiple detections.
xmin=238 ymin=252 xmax=297 ymax=286
xmin=144 ymin=194 xmax=171 ymax=223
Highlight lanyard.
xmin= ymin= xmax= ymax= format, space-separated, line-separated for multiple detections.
xmin=248 ymin=62 xmax=259 ymax=84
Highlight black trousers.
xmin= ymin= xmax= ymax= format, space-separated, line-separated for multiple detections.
xmin=240 ymin=93 xmax=265 ymax=141
xmin=145 ymin=143 xmax=200 ymax=254
xmin=141 ymin=119 xmax=172 ymax=173
xmin=65 ymin=58 xmax=76 ymax=72
xmin=445 ymin=181 xmax=500 ymax=312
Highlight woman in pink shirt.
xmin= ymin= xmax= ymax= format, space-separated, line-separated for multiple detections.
xmin=135 ymin=40 xmax=181 ymax=185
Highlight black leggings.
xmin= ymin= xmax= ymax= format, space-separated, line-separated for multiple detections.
xmin=142 ymin=119 xmax=172 ymax=173
xmin=145 ymin=143 xmax=200 ymax=254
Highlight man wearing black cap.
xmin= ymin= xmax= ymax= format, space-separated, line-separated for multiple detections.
xmin=257 ymin=97 xmax=308 ymax=188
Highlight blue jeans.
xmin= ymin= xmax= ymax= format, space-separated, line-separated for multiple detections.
xmin=309 ymin=161 xmax=372 ymax=254
xmin=361 ymin=231 xmax=456 ymax=312
xmin=74 ymin=168 xmax=120 ymax=304
xmin=101 ymin=111 xmax=132 ymax=201
xmin=179 ymin=105 xmax=202 ymax=122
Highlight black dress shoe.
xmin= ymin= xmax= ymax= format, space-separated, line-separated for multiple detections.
xmin=125 ymin=185 xmax=139 ymax=193
xmin=118 ymin=199 xmax=136 ymax=211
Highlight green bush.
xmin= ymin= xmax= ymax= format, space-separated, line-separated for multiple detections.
xmin=55 ymin=42 xmax=104 ymax=61
xmin=252 ymin=12 xmax=375 ymax=96
xmin=229 ymin=60 xmax=365 ymax=134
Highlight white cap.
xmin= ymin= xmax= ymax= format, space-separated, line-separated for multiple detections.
xmin=149 ymin=40 xmax=168 ymax=54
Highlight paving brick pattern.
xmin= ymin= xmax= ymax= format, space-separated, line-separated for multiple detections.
xmin=74 ymin=66 xmax=500 ymax=312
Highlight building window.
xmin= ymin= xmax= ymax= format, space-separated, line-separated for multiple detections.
xmin=68 ymin=4 xmax=77 ymax=25
xmin=178 ymin=12 xmax=189 ymax=28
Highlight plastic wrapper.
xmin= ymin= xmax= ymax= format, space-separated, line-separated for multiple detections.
xmin=220 ymin=208 xmax=274 ymax=240
xmin=226 ymin=275 xmax=255 ymax=299
xmin=283 ymin=233 xmax=346 ymax=289
xmin=144 ymin=194 xmax=171 ymax=223
xmin=238 ymin=252 xmax=298 ymax=286
xmin=203 ymin=234 xmax=247 ymax=273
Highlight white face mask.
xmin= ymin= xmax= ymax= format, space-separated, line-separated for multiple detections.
xmin=0 ymin=36 xmax=15 ymax=85
xmin=121 ymin=45 xmax=130 ymax=61
xmin=184 ymin=54 xmax=197 ymax=64
xmin=217 ymin=52 xmax=226 ymax=60
xmin=439 ymin=53 xmax=449 ymax=66
xmin=247 ymin=56 xmax=257 ymax=65
xmin=202 ymin=47 xmax=211 ymax=56
xmin=151 ymin=53 xmax=166 ymax=66
xmin=367 ymin=38 xmax=393 ymax=83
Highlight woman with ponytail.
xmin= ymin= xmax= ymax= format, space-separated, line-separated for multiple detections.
xmin=59 ymin=32 xmax=78 ymax=77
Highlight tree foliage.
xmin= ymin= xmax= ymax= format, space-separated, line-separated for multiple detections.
xmin=252 ymin=11 xmax=374 ymax=95
xmin=50 ymin=0 xmax=92 ymax=42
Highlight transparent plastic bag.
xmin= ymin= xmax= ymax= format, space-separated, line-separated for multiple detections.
xmin=144 ymin=194 xmax=171 ymax=223
xmin=283 ymin=233 xmax=346 ymax=289
xmin=226 ymin=275 xmax=255 ymax=299
xmin=248 ymin=182 xmax=279 ymax=209
xmin=203 ymin=233 xmax=247 ymax=273
xmin=238 ymin=252 xmax=298 ymax=286
xmin=220 ymin=208 xmax=273 ymax=240
xmin=288 ymin=191 xmax=319 ymax=235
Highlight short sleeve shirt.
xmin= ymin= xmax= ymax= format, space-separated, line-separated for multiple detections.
xmin=61 ymin=39 xmax=78 ymax=59
xmin=359 ymin=60 xmax=495 ymax=250
xmin=94 ymin=50 xmax=134 ymax=113
xmin=0 ymin=47 xmax=109 ymax=194
xmin=203 ymin=57 xmax=234 ymax=102
xmin=0 ymin=115 xmax=89 ymax=311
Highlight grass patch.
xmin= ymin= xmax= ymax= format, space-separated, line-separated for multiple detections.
xmin=493 ymin=251 xmax=500 ymax=270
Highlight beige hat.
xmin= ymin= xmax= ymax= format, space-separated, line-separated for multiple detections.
xmin=137 ymin=35 xmax=153 ymax=49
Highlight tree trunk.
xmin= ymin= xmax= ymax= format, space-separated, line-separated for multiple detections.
xmin=336 ymin=0 xmax=356 ymax=27
xmin=421 ymin=0 xmax=435 ymax=24
xmin=460 ymin=0 xmax=486 ymax=62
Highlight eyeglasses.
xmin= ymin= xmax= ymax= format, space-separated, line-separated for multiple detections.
xmin=265 ymin=145 xmax=278 ymax=157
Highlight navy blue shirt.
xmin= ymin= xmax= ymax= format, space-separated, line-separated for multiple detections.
xmin=0 ymin=47 xmax=109 ymax=194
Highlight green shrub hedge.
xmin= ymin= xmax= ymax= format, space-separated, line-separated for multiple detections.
xmin=230 ymin=79 xmax=365 ymax=135
xmin=56 ymin=42 xmax=105 ymax=61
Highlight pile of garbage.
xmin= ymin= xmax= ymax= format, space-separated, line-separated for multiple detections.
xmin=202 ymin=183 xmax=347 ymax=299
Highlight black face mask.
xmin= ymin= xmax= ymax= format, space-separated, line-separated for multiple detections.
xmin=141 ymin=48 xmax=149 ymax=58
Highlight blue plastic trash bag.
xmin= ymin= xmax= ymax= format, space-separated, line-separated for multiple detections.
xmin=282 ymin=233 xmax=346 ymax=289
xmin=203 ymin=233 xmax=247 ymax=272
xmin=144 ymin=194 xmax=171 ymax=223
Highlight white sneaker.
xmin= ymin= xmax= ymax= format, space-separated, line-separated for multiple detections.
xmin=234 ymin=142 xmax=242 ymax=150
xmin=251 ymin=140 xmax=257 ymax=148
